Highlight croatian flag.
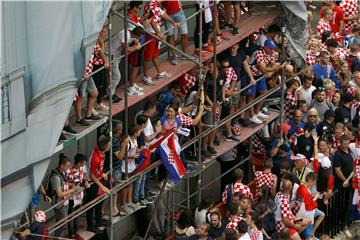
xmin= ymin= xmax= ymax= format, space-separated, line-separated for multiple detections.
xmin=158 ymin=133 xmax=186 ymax=182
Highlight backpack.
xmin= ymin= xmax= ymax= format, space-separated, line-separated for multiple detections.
xmin=44 ymin=169 xmax=63 ymax=198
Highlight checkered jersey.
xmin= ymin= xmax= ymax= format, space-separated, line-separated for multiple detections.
xmin=251 ymin=49 xmax=275 ymax=77
xmin=222 ymin=182 xmax=253 ymax=204
xmin=347 ymin=86 xmax=357 ymax=96
xmin=285 ymin=91 xmax=297 ymax=120
xmin=353 ymin=159 xmax=360 ymax=189
xmin=274 ymin=192 xmax=295 ymax=231
xmin=340 ymin=0 xmax=359 ymax=33
xmin=317 ymin=21 xmax=332 ymax=40
xmin=320 ymin=43 xmax=327 ymax=52
xmin=249 ymin=227 xmax=262 ymax=240
xmin=220 ymin=67 xmax=238 ymax=91
xmin=331 ymin=134 xmax=341 ymax=153
xmin=144 ymin=0 xmax=165 ymax=32
xmin=179 ymin=73 xmax=197 ymax=95
xmin=306 ymin=50 xmax=317 ymax=66
xmin=226 ymin=216 xmax=245 ymax=230
xmin=254 ymin=171 xmax=276 ymax=201
xmin=177 ymin=113 xmax=193 ymax=127
xmin=252 ymin=129 xmax=266 ymax=155
xmin=85 ymin=43 xmax=104 ymax=75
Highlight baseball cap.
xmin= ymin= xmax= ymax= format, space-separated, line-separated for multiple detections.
xmin=324 ymin=109 xmax=335 ymax=118
xmin=264 ymin=39 xmax=277 ymax=49
xmin=291 ymin=153 xmax=306 ymax=162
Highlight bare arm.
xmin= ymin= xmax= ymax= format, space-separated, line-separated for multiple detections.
xmin=243 ymin=58 xmax=256 ymax=85
xmin=335 ymin=167 xmax=347 ymax=182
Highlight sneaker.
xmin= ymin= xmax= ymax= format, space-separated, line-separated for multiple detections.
xmin=128 ymin=202 xmax=140 ymax=210
xmin=165 ymin=182 xmax=175 ymax=190
xmin=157 ymin=71 xmax=172 ymax=80
xmin=257 ymin=112 xmax=269 ymax=119
xmin=85 ymin=114 xmax=101 ymax=121
xmin=59 ymin=132 xmax=67 ymax=141
xmin=147 ymin=192 xmax=157 ymax=198
xmin=250 ymin=115 xmax=263 ymax=124
xmin=92 ymin=108 xmax=100 ymax=116
xmin=133 ymin=83 xmax=144 ymax=91
xmin=238 ymin=118 xmax=250 ymax=127
xmin=202 ymin=45 xmax=214 ymax=53
xmin=207 ymin=146 xmax=217 ymax=155
xmin=123 ymin=205 xmax=133 ymax=214
xmin=63 ymin=125 xmax=77 ymax=135
xmin=98 ymin=103 xmax=109 ymax=111
xmin=194 ymin=49 xmax=207 ymax=59
xmin=128 ymin=86 xmax=144 ymax=96
xmin=232 ymin=26 xmax=239 ymax=35
xmin=111 ymin=95 xmax=121 ymax=104
xmin=343 ymin=228 xmax=353 ymax=238
xmin=140 ymin=198 xmax=147 ymax=207
xmin=170 ymin=56 xmax=178 ymax=65
xmin=143 ymin=76 xmax=155 ymax=86
xmin=75 ymin=119 xmax=90 ymax=126
xmin=224 ymin=135 xmax=240 ymax=142
xmin=201 ymin=149 xmax=212 ymax=158
xmin=262 ymin=106 xmax=270 ymax=115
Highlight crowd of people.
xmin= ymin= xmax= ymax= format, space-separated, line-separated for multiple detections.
xmin=17 ymin=0 xmax=360 ymax=240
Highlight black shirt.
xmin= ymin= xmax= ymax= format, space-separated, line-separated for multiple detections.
xmin=208 ymin=220 xmax=227 ymax=239
xmin=227 ymin=49 xmax=245 ymax=80
xmin=28 ymin=222 xmax=46 ymax=240
xmin=105 ymin=136 xmax=122 ymax=172
xmin=333 ymin=147 xmax=354 ymax=188
xmin=137 ymin=132 xmax=145 ymax=148
xmin=317 ymin=120 xmax=334 ymax=139
xmin=296 ymin=135 xmax=315 ymax=159
xmin=334 ymin=105 xmax=352 ymax=125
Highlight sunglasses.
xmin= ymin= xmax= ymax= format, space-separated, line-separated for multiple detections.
xmin=309 ymin=115 xmax=317 ymax=117
xmin=317 ymin=87 xmax=325 ymax=91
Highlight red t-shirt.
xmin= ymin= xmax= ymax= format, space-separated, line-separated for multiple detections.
xmin=320 ymin=5 xmax=345 ymax=34
xmin=161 ymin=0 xmax=182 ymax=15
xmin=128 ymin=9 xmax=140 ymax=24
xmin=89 ymin=145 xmax=105 ymax=179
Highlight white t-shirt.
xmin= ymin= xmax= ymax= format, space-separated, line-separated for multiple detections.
xmin=194 ymin=208 xmax=208 ymax=228
xmin=350 ymin=143 xmax=360 ymax=160
xmin=238 ymin=233 xmax=251 ymax=240
xmin=255 ymin=34 xmax=267 ymax=47
xmin=111 ymin=30 xmax=132 ymax=58
xmin=143 ymin=118 xmax=155 ymax=138
xmin=296 ymin=85 xmax=316 ymax=106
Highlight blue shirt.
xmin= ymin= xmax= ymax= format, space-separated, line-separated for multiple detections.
xmin=312 ymin=63 xmax=340 ymax=89
xmin=31 ymin=191 xmax=40 ymax=207
xmin=287 ymin=118 xmax=305 ymax=138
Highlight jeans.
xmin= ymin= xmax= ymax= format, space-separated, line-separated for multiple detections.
xmin=54 ymin=205 xmax=68 ymax=237
xmin=110 ymin=56 xmax=121 ymax=96
xmin=68 ymin=200 xmax=80 ymax=236
xmin=86 ymin=183 xmax=103 ymax=228
xmin=133 ymin=174 xmax=146 ymax=201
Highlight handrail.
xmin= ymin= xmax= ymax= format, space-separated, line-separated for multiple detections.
xmin=46 ymin=69 xmax=303 ymax=234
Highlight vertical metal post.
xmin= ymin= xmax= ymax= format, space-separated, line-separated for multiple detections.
xmin=212 ymin=2 xmax=217 ymax=125
xmin=171 ymin=189 xmax=175 ymax=236
xmin=107 ymin=10 xmax=114 ymax=240
xmin=124 ymin=1 xmax=129 ymax=181
xmin=196 ymin=0 xmax=204 ymax=207
xmin=279 ymin=26 xmax=286 ymax=139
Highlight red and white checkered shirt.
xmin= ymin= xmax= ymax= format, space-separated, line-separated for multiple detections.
xmin=226 ymin=216 xmax=245 ymax=230
xmin=179 ymin=73 xmax=197 ymax=95
xmin=222 ymin=182 xmax=253 ymax=204
xmin=144 ymin=0 xmax=165 ymax=33
xmin=177 ymin=113 xmax=193 ymax=127
xmin=254 ymin=171 xmax=276 ymax=202
xmin=274 ymin=192 xmax=295 ymax=231
xmin=220 ymin=67 xmax=238 ymax=91
xmin=317 ymin=21 xmax=332 ymax=40
xmin=251 ymin=49 xmax=275 ymax=77
xmin=331 ymin=134 xmax=341 ymax=153
xmin=306 ymin=50 xmax=317 ymax=66
xmin=84 ymin=43 xmax=104 ymax=75
xmin=347 ymin=86 xmax=357 ymax=96
xmin=249 ymin=227 xmax=263 ymax=240
xmin=285 ymin=91 xmax=297 ymax=121
xmin=340 ymin=0 xmax=359 ymax=34
xmin=320 ymin=43 xmax=327 ymax=52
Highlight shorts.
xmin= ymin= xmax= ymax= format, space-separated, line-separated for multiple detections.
xmin=221 ymin=103 xmax=230 ymax=119
xmin=314 ymin=208 xmax=325 ymax=218
xmin=113 ymin=168 xmax=122 ymax=182
xmin=144 ymin=34 xmax=159 ymax=61
xmin=240 ymin=75 xmax=256 ymax=96
xmin=121 ymin=170 xmax=135 ymax=180
xmin=165 ymin=10 xmax=188 ymax=36
xmin=202 ymin=109 xmax=214 ymax=125
xmin=231 ymin=81 xmax=241 ymax=104
xmin=128 ymin=50 xmax=143 ymax=67
xmin=255 ymin=75 xmax=268 ymax=92
xmin=302 ymin=224 xmax=314 ymax=238
xmin=78 ymin=77 xmax=97 ymax=97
